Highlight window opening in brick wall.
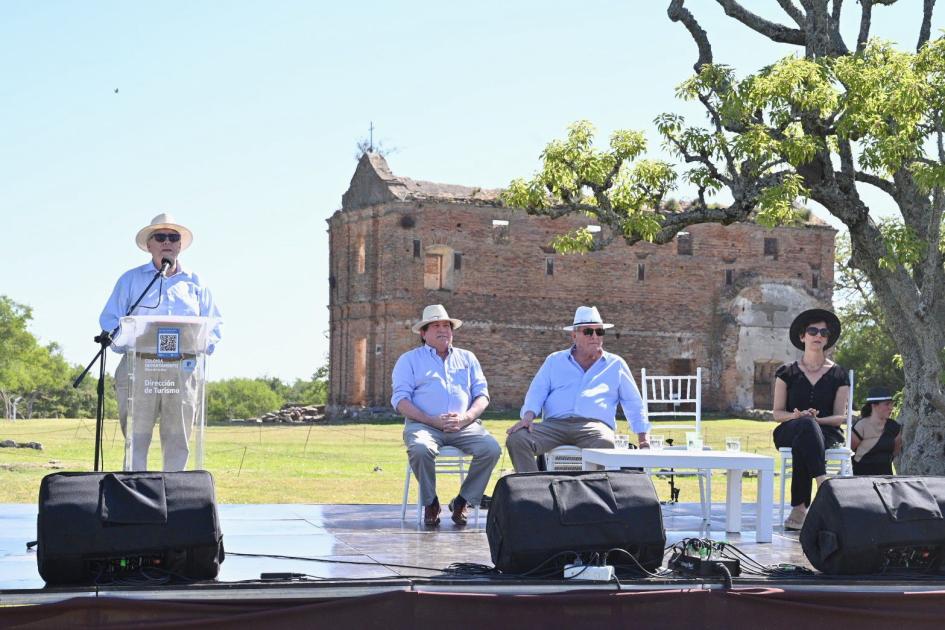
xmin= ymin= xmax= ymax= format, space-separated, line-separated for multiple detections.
xmin=546 ymin=257 xmax=554 ymax=275
xmin=413 ymin=239 xmax=421 ymax=258
xmin=670 ymin=358 xmax=695 ymax=376
xmin=725 ymin=269 xmax=734 ymax=286
xmin=677 ymin=232 xmax=693 ymax=256
xmin=637 ymin=263 xmax=645 ymax=281
xmin=764 ymin=237 xmax=779 ymax=257
xmin=453 ymin=252 xmax=462 ymax=271
xmin=424 ymin=254 xmax=444 ymax=290
xmin=812 ymin=270 xmax=820 ymax=289
xmin=492 ymin=219 xmax=510 ymax=244
xmin=356 ymin=236 xmax=366 ymax=274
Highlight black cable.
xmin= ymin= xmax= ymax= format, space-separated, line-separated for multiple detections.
xmin=715 ymin=561 xmax=733 ymax=590
xmin=603 ymin=548 xmax=665 ymax=579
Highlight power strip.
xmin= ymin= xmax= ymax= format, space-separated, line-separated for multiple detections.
xmin=563 ymin=563 xmax=615 ymax=581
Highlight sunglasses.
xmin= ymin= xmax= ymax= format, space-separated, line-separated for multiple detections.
xmin=805 ymin=326 xmax=830 ymax=337
xmin=581 ymin=328 xmax=606 ymax=337
xmin=151 ymin=233 xmax=181 ymax=243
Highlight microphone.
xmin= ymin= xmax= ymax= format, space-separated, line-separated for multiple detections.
xmin=160 ymin=258 xmax=173 ymax=277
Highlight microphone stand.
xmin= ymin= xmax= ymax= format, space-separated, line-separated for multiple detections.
xmin=74 ymin=260 xmax=170 ymax=471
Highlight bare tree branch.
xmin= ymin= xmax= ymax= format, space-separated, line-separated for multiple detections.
xmin=777 ymin=0 xmax=806 ymax=26
xmin=715 ymin=0 xmax=806 ymax=46
xmin=919 ymin=0 xmax=937 ymax=50
xmin=854 ymin=171 xmax=897 ymax=198
xmin=668 ymin=0 xmax=713 ymax=72
xmin=857 ymin=0 xmax=874 ymax=52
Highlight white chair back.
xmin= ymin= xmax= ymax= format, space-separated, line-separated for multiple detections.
xmin=640 ymin=367 xmax=702 ymax=435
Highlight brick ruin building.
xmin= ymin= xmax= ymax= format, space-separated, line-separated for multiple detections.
xmin=327 ymin=152 xmax=837 ymax=416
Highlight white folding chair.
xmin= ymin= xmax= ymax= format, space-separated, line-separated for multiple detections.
xmin=641 ymin=368 xmax=711 ymax=519
xmin=401 ymin=446 xmax=481 ymax=526
xmin=640 ymin=368 xmax=702 ymax=435
xmin=778 ymin=370 xmax=855 ymax=525
xmin=545 ymin=445 xmax=584 ymax=471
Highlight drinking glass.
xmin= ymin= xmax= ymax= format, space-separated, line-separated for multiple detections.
xmin=614 ymin=434 xmax=629 ymax=449
xmin=686 ymin=432 xmax=702 ymax=451
xmin=725 ymin=436 xmax=741 ymax=452
xmin=649 ymin=435 xmax=664 ymax=450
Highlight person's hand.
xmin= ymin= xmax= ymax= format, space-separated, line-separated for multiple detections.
xmin=441 ymin=412 xmax=467 ymax=433
xmin=507 ymin=417 xmax=534 ymax=435
xmin=806 ymin=408 xmax=820 ymax=418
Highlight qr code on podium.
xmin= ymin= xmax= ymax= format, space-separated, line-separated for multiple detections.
xmin=156 ymin=327 xmax=181 ymax=358
xmin=158 ymin=334 xmax=178 ymax=353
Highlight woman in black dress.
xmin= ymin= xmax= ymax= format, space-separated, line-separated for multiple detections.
xmin=852 ymin=386 xmax=902 ymax=475
xmin=772 ymin=309 xmax=850 ymax=531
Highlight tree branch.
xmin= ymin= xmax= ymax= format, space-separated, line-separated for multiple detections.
xmin=714 ymin=0 xmax=806 ymax=46
xmin=919 ymin=0 xmax=936 ymax=51
xmin=857 ymin=0 xmax=873 ymax=52
xmin=854 ymin=171 xmax=897 ymax=199
xmin=668 ymin=0 xmax=713 ymax=72
xmin=777 ymin=0 xmax=806 ymax=27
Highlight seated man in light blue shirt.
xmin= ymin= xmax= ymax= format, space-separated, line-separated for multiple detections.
xmin=506 ymin=306 xmax=648 ymax=472
xmin=391 ymin=304 xmax=501 ymax=527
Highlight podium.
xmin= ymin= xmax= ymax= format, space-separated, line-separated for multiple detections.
xmin=112 ymin=315 xmax=220 ymax=471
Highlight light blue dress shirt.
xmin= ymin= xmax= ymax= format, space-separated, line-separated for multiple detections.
xmin=391 ymin=345 xmax=489 ymax=417
xmin=520 ymin=348 xmax=648 ymax=434
xmin=99 ymin=261 xmax=222 ymax=353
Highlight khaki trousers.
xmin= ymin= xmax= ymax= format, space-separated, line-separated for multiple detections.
xmin=506 ymin=417 xmax=614 ymax=472
xmin=403 ymin=420 xmax=501 ymax=507
xmin=115 ymin=353 xmax=199 ymax=471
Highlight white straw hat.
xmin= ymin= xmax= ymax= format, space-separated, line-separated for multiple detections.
xmin=563 ymin=305 xmax=614 ymax=331
xmin=411 ymin=304 xmax=463 ymax=334
xmin=135 ymin=213 xmax=194 ymax=252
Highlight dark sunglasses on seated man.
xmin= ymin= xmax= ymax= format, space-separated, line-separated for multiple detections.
xmin=151 ymin=233 xmax=181 ymax=243
xmin=805 ymin=326 xmax=830 ymax=337
xmin=581 ymin=328 xmax=606 ymax=337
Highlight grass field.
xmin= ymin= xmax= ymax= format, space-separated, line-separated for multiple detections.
xmin=0 ymin=416 xmax=782 ymax=505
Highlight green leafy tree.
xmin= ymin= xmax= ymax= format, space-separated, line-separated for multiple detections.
xmin=506 ymin=1 xmax=945 ymax=473
xmin=0 ymin=296 xmax=114 ymax=419
xmin=206 ymin=378 xmax=284 ymax=422
xmin=284 ymin=365 xmax=329 ymax=406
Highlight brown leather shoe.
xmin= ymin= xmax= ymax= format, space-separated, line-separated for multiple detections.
xmin=423 ymin=497 xmax=441 ymax=527
xmin=449 ymin=496 xmax=469 ymax=526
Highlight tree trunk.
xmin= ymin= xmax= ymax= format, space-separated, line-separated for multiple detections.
xmin=898 ymin=354 xmax=945 ymax=474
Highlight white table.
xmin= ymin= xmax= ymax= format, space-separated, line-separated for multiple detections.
xmin=581 ymin=448 xmax=775 ymax=543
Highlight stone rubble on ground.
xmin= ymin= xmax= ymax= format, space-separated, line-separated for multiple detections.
xmin=0 ymin=440 xmax=43 ymax=450
xmin=230 ymin=404 xmax=327 ymax=424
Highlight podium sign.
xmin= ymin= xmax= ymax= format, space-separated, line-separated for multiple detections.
xmin=112 ymin=315 xmax=219 ymax=471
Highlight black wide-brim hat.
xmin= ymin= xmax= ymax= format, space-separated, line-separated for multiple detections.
xmin=789 ymin=308 xmax=841 ymax=351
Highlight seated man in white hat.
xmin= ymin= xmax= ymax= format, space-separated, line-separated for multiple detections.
xmin=100 ymin=213 xmax=222 ymax=471
xmin=506 ymin=306 xmax=648 ymax=472
xmin=391 ymin=304 xmax=501 ymax=527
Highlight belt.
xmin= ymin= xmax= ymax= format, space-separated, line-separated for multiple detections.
xmin=136 ymin=353 xmax=197 ymax=360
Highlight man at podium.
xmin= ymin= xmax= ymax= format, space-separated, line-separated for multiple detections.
xmin=100 ymin=213 xmax=222 ymax=471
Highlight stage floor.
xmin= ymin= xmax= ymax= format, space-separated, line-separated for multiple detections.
xmin=2 ymin=500 xmax=813 ymax=598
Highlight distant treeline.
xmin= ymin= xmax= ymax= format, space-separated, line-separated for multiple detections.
xmin=0 ymin=295 xmax=327 ymax=420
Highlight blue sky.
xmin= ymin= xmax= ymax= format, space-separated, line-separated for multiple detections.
xmin=0 ymin=1 xmax=933 ymax=381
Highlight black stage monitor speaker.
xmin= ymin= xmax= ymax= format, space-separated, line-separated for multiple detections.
xmin=801 ymin=476 xmax=945 ymax=575
xmin=37 ymin=470 xmax=224 ymax=585
xmin=487 ymin=470 xmax=665 ymax=575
